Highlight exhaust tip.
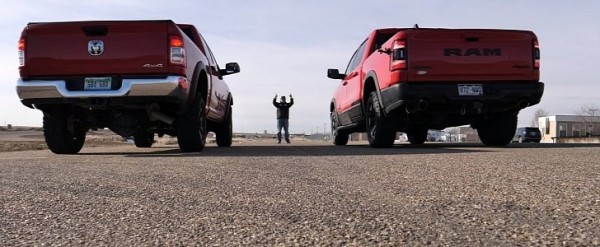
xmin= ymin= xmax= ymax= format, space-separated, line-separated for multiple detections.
xmin=417 ymin=99 xmax=429 ymax=111
xmin=406 ymin=99 xmax=429 ymax=114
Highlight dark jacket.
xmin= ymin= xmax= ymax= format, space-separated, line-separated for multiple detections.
xmin=273 ymin=97 xmax=294 ymax=119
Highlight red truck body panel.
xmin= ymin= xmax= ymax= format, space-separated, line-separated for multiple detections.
xmin=22 ymin=21 xmax=173 ymax=77
xmin=403 ymin=29 xmax=538 ymax=82
xmin=358 ymin=29 xmax=540 ymax=109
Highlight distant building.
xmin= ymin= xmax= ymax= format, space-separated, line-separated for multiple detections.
xmin=351 ymin=129 xmax=481 ymax=143
xmin=350 ymin=132 xmax=405 ymax=142
xmin=538 ymin=115 xmax=600 ymax=142
xmin=444 ymin=126 xmax=481 ymax=143
xmin=427 ymin=130 xmax=444 ymax=142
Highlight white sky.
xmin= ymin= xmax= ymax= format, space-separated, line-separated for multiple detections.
xmin=1 ymin=0 xmax=599 ymax=134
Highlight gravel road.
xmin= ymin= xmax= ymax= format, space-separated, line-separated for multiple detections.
xmin=1 ymin=142 xmax=599 ymax=246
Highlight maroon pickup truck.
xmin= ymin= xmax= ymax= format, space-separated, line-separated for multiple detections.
xmin=327 ymin=27 xmax=544 ymax=147
xmin=17 ymin=20 xmax=240 ymax=154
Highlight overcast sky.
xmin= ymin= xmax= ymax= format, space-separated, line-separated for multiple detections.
xmin=1 ymin=0 xmax=599 ymax=134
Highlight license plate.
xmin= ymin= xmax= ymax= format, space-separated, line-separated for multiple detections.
xmin=84 ymin=77 xmax=112 ymax=91
xmin=458 ymin=84 xmax=483 ymax=96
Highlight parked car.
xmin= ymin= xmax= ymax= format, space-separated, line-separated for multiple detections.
xmin=327 ymin=26 xmax=544 ymax=148
xmin=513 ymin=127 xmax=542 ymax=143
xmin=16 ymin=20 xmax=240 ymax=154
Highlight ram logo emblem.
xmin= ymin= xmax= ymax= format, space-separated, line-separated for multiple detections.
xmin=88 ymin=40 xmax=104 ymax=56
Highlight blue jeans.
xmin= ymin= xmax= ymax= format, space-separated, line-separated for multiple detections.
xmin=277 ymin=119 xmax=290 ymax=143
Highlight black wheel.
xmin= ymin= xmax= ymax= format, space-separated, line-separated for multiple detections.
xmin=134 ymin=131 xmax=154 ymax=148
xmin=43 ymin=111 xmax=86 ymax=154
xmin=216 ymin=106 xmax=233 ymax=147
xmin=407 ymin=127 xmax=428 ymax=145
xmin=477 ymin=112 xmax=518 ymax=147
xmin=175 ymin=99 xmax=207 ymax=152
xmin=365 ymin=91 xmax=396 ymax=148
xmin=331 ymin=110 xmax=348 ymax=145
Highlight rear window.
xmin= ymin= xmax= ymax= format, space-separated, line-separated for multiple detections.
xmin=524 ymin=128 xmax=540 ymax=133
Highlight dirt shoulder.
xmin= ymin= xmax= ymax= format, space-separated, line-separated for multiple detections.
xmin=0 ymin=128 xmax=128 ymax=153
xmin=0 ymin=127 xmax=321 ymax=152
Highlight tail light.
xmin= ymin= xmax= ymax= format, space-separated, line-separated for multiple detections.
xmin=169 ymin=35 xmax=186 ymax=66
xmin=391 ymin=39 xmax=407 ymax=70
xmin=18 ymin=37 xmax=25 ymax=67
xmin=533 ymin=39 xmax=540 ymax=70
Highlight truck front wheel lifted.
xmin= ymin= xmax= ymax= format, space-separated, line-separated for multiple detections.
xmin=133 ymin=131 xmax=154 ymax=148
xmin=477 ymin=112 xmax=518 ymax=147
xmin=407 ymin=127 xmax=428 ymax=145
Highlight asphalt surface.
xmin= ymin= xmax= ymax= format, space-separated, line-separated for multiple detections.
xmin=1 ymin=141 xmax=599 ymax=246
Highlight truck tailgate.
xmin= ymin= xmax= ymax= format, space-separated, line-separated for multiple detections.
xmin=24 ymin=21 xmax=170 ymax=77
xmin=406 ymin=29 xmax=537 ymax=82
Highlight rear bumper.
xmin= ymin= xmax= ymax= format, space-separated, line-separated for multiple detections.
xmin=381 ymin=81 xmax=545 ymax=114
xmin=17 ymin=76 xmax=189 ymax=106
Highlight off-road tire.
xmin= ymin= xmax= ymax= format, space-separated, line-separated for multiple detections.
xmin=407 ymin=127 xmax=428 ymax=145
xmin=134 ymin=131 xmax=154 ymax=148
xmin=216 ymin=106 xmax=233 ymax=147
xmin=43 ymin=111 xmax=86 ymax=154
xmin=176 ymin=99 xmax=207 ymax=152
xmin=477 ymin=112 xmax=518 ymax=147
xmin=365 ymin=91 xmax=396 ymax=148
xmin=331 ymin=111 xmax=349 ymax=145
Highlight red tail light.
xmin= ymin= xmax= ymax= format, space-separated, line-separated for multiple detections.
xmin=170 ymin=35 xmax=184 ymax=47
xmin=533 ymin=39 xmax=540 ymax=70
xmin=391 ymin=39 xmax=407 ymax=70
xmin=169 ymin=35 xmax=186 ymax=66
xmin=18 ymin=37 xmax=25 ymax=67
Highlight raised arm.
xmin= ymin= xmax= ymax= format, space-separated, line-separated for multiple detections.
xmin=289 ymin=94 xmax=294 ymax=106
xmin=273 ymin=95 xmax=278 ymax=107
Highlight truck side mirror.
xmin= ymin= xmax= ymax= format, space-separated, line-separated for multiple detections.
xmin=221 ymin=62 xmax=240 ymax=76
xmin=327 ymin=68 xmax=346 ymax=80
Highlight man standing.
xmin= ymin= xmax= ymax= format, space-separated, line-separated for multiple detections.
xmin=273 ymin=94 xmax=294 ymax=144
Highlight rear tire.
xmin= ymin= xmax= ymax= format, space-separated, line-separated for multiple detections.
xmin=477 ymin=112 xmax=518 ymax=147
xmin=407 ymin=127 xmax=428 ymax=145
xmin=176 ymin=99 xmax=207 ymax=152
xmin=365 ymin=91 xmax=396 ymax=148
xmin=43 ymin=111 xmax=86 ymax=154
xmin=216 ymin=106 xmax=233 ymax=147
xmin=331 ymin=111 xmax=348 ymax=145
xmin=134 ymin=131 xmax=154 ymax=148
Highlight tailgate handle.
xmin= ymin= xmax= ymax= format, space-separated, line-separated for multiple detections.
xmin=82 ymin=26 xmax=108 ymax=36
xmin=465 ymin=37 xmax=480 ymax=42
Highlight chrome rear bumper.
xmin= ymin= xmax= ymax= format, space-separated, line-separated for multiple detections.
xmin=16 ymin=76 xmax=189 ymax=101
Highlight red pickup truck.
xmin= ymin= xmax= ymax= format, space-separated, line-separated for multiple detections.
xmin=327 ymin=27 xmax=544 ymax=147
xmin=16 ymin=20 xmax=240 ymax=154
